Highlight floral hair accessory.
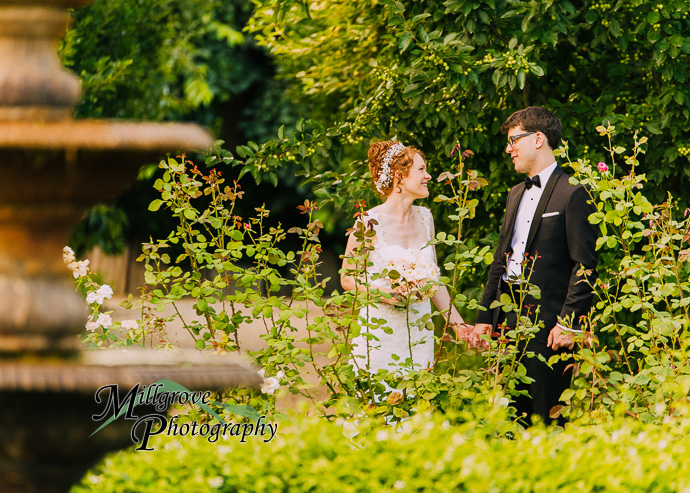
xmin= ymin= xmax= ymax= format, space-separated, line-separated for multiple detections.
xmin=375 ymin=142 xmax=406 ymax=193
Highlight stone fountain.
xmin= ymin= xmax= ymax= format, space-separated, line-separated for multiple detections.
xmin=0 ymin=1 xmax=262 ymax=492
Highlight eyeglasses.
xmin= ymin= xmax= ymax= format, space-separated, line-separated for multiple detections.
xmin=507 ymin=131 xmax=536 ymax=147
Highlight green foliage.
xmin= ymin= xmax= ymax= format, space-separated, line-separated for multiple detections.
xmin=113 ymin=153 xmax=535 ymax=422
xmin=69 ymin=204 xmax=129 ymax=256
xmin=72 ymin=406 xmax=690 ymax=492
xmin=551 ymin=125 xmax=690 ymax=424
xmin=62 ymin=0 xmax=304 ymax=254
xmin=61 ymin=0 xmax=256 ymax=122
xmin=232 ymin=0 xmax=690 ymax=283
xmin=69 ymin=126 xmax=690 ymax=426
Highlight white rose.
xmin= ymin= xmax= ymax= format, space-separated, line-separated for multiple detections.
xmin=86 ymin=291 xmax=99 ymax=304
xmin=68 ymin=260 xmax=90 ymax=279
xmin=97 ymin=314 xmax=113 ymax=329
xmin=120 ymin=320 xmax=138 ymax=330
xmin=97 ymin=284 xmax=114 ymax=300
xmin=87 ymin=284 xmax=114 ymax=305
xmin=260 ymin=376 xmax=280 ymax=395
xmin=62 ymin=246 xmax=76 ymax=265
xmin=85 ymin=317 xmax=99 ymax=332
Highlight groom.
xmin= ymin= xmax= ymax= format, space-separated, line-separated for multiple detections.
xmin=470 ymin=106 xmax=598 ymax=425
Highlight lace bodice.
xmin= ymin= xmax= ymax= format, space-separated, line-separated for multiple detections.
xmin=365 ymin=206 xmax=436 ymax=290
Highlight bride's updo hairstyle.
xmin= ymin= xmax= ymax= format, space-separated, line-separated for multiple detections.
xmin=368 ymin=140 xmax=424 ymax=197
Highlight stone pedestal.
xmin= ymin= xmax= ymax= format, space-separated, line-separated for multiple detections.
xmin=0 ymin=353 xmax=262 ymax=493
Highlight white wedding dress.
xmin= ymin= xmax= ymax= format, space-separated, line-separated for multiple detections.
xmin=350 ymin=205 xmax=436 ymax=375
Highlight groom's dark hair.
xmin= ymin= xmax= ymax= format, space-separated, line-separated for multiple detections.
xmin=501 ymin=106 xmax=561 ymax=151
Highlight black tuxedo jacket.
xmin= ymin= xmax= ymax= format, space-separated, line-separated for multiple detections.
xmin=476 ymin=166 xmax=598 ymax=343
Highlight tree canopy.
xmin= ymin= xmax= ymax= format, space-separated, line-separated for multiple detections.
xmin=242 ymin=0 xmax=690 ymax=231
xmin=61 ymin=0 xmax=300 ymax=254
xmin=64 ymin=0 xmax=690 ymax=272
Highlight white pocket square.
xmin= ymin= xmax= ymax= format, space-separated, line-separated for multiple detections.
xmin=542 ymin=212 xmax=560 ymax=217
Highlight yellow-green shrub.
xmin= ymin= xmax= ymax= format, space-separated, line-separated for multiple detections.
xmin=74 ymin=404 xmax=690 ymax=493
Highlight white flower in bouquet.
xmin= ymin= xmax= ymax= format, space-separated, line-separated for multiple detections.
xmin=385 ymin=251 xmax=440 ymax=301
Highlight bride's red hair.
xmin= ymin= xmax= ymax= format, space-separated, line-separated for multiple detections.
xmin=368 ymin=140 xmax=424 ymax=197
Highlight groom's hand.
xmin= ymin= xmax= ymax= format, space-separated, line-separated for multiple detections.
xmin=469 ymin=323 xmax=492 ymax=348
xmin=547 ymin=326 xmax=575 ymax=350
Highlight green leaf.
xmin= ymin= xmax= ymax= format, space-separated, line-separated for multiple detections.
xmin=148 ymin=199 xmax=163 ymax=212
xmin=214 ymin=403 xmax=261 ymax=422
xmin=196 ymin=298 xmax=208 ymax=312
xmin=646 ymin=122 xmax=663 ymax=134
xmin=492 ymin=69 xmax=501 ymax=86
xmin=399 ymin=33 xmax=413 ymax=53
xmin=517 ymin=70 xmax=526 ymax=89
xmin=681 ymin=38 xmax=690 ymax=54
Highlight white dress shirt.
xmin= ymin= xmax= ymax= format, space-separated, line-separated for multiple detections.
xmin=505 ymin=162 xmax=557 ymax=281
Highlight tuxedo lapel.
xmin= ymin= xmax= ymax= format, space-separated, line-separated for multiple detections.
xmin=502 ymin=184 xmax=526 ymax=255
xmin=525 ymin=167 xmax=563 ymax=250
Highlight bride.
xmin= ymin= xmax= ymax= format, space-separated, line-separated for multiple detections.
xmin=340 ymin=140 xmax=471 ymax=376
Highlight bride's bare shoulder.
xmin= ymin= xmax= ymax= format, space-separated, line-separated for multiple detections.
xmin=367 ymin=204 xmax=385 ymax=215
xmin=357 ymin=205 xmax=383 ymax=224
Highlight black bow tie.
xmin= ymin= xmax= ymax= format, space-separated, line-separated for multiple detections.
xmin=524 ymin=175 xmax=541 ymax=189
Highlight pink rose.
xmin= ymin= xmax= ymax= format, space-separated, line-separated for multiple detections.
xmin=597 ymin=162 xmax=609 ymax=172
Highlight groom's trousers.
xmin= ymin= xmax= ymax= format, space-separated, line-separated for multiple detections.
xmin=497 ymin=280 xmax=573 ymax=426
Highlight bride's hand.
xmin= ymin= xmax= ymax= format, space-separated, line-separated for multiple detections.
xmin=377 ymin=286 xmax=407 ymax=306
xmin=468 ymin=323 xmax=492 ymax=348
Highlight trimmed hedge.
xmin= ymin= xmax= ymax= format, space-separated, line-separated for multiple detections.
xmin=73 ymin=407 xmax=690 ymax=492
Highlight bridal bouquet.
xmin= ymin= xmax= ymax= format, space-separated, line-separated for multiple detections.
xmin=385 ymin=251 xmax=440 ymax=302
